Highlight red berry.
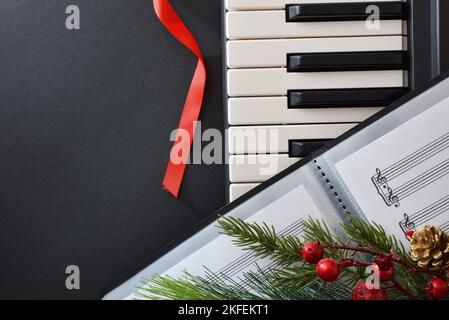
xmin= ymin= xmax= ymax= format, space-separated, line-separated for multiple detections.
xmin=316 ymin=258 xmax=340 ymax=282
xmin=427 ymin=278 xmax=448 ymax=300
xmin=352 ymin=282 xmax=388 ymax=300
xmin=406 ymin=231 xmax=415 ymax=238
xmin=300 ymin=241 xmax=323 ymax=264
xmin=372 ymin=262 xmax=395 ymax=282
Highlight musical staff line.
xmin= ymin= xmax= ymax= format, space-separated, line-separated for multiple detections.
xmin=372 ymin=131 xmax=449 ymax=207
xmin=395 ymin=158 xmax=449 ymax=199
xmin=377 ymin=132 xmax=449 ymax=183
xmin=440 ymin=221 xmax=449 ymax=232
xmin=216 ymin=219 xmax=305 ymax=278
xmin=400 ymin=194 xmax=449 ymax=238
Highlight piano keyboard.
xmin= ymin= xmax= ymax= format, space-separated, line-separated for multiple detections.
xmin=224 ymin=0 xmax=408 ymax=202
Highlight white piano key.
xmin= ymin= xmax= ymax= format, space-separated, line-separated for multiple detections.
xmin=228 ymin=97 xmax=382 ymax=125
xmin=227 ymin=69 xmax=404 ymax=97
xmin=229 ymin=154 xmax=300 ymax=183
xmin=225 ymin=0 xmax=399 ymax=11
xmin=228 ymin=123 xmax=356 ymax=154
xmin=227 ymin=36 xmax=404 ymax=68
xmin=226 ymin=11 xmax=404 ymax=40
xmin=229 ymin=183 xmax=260 ymax=202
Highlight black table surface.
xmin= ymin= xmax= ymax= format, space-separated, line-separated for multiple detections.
xmin=0 ymin=0 xmax=225 ymax=299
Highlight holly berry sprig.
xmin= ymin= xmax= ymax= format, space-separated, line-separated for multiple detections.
xmin=300 ymin=241 xmax=449 ymax=300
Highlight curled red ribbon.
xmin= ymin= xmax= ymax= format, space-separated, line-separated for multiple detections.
xmin=153 ymin=0 xmax=206 ymax=198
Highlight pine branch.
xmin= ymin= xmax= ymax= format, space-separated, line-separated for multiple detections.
xmin=242 ymin=267 xmax=318 ymax=300
xmin=218 ymin=215 xmax=364 ymax=299
xmin=303 ymin=218 xmax=340 ymax=245
xmin=343 ymin=216 xmax=409 ymax=259
xmin=267 ymin=264 xmax=354 ymax=300
xmin=342 ymin=216 xmax=431 ymax=299
xmin=217 ymin=216 xmax=302 ymax=267
xmin=303 ymin=218 xmax=350 ymax=260
xmin=137 ymin=216 xmax=442 ymax=300
xmin=136 ymin=271 xmax=263 ymax=300
xmin=136 ymin=268 xmax=327 ymax=300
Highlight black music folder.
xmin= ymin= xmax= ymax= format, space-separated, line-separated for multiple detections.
xmin=105 ymin=72 xmax=449 ymax=299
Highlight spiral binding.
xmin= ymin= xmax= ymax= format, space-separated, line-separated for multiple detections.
xmin=313 ymin=159 xmax=349 ymax=214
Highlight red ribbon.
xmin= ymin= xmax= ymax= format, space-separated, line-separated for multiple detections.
xmin=153 ymin=0 xmax=206 ymax=198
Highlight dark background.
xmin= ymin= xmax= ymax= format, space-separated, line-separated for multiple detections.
xmin=0 ymin=0 xmax=224 ymax=299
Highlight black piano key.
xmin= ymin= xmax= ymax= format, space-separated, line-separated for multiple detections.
xmin=287 ymin=51 xmax=407 ymax=72
xmin=286 ymin=2 xmax=406 ymax=22
xmin=288 ymin=88 xmax=408 ymax=109
xmin=289 ymin=139 xmax=330 ymax=158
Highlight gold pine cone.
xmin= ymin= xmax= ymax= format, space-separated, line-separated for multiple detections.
xmin=410 ymin=225 xmax=449 ymax=270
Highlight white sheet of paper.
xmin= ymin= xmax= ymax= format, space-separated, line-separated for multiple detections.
xmin=129 ymin=185 xmax=325 ymax=299
xmin=335 ymin=96 xmax=449 ymax=242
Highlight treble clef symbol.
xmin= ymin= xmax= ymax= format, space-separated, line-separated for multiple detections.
xmin=403 ymin=214 xmax=416 ymax=230
xmin=387 ymin=187 xmax=400 ymax=207
xmin=401 ymin=214 xmax=416 ymax=239
xmin=375 ymin=168 xmax=387 ymax=184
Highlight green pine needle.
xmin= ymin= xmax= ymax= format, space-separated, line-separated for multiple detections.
xmin=135 ymin=215 xmax=437 ymax=300
xmin=343 ymin=216 xmax=409 ymax=259
xmin=217 ymin=216 xmax=302 ymax=267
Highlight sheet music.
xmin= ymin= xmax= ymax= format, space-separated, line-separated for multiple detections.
xmin=335 ymin=95 xmax=449 ymax=242
xmin=128 ymin=185 xmax=325 ymax=299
